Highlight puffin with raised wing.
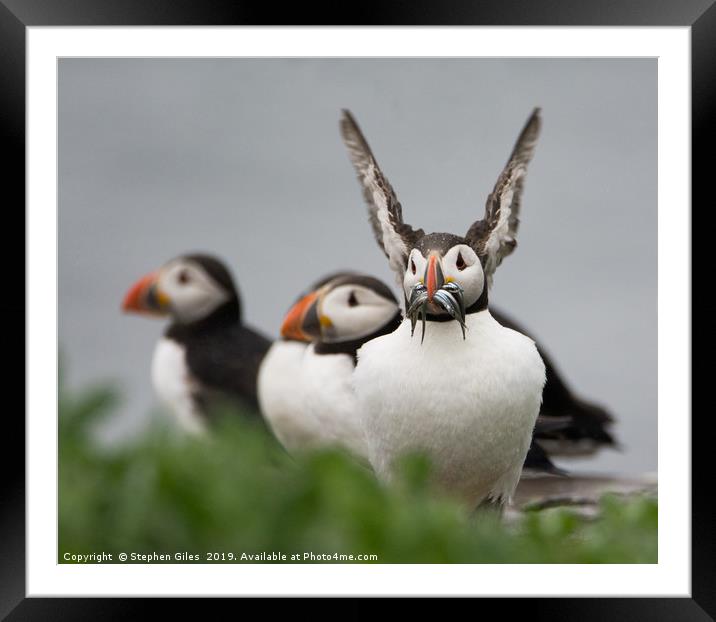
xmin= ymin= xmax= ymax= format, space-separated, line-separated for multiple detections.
xmin=340 ymin=109 xmax=618 ymax=469
xmin=340 ymin=109 xmax=548 ymax=508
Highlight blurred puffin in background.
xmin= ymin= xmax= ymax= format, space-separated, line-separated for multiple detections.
xmin=256 ymin=271 xmax=356 ymax=453
xmin=122 ymin=254 xmax=271 ymax=434
xmin=263 ymin=273 xmax=401 ymax=460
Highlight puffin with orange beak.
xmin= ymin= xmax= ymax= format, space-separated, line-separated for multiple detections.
xmin=258 ymin=273 xmax=401 ymax=458
xmin=340 ymin=108 xmax=549 ymax=510
xmin=123 ymin=254 xmax=271 ymax=433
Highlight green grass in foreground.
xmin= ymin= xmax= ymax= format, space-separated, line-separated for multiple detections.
xmin=59 ymin=381 xmax=657 ymax=564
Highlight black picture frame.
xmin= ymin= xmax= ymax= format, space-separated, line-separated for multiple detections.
xmin=2 ymin=0 xmax=704 ymax=616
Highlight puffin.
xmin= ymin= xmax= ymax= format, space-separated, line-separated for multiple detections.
xmin=267 ymin=273 xmax=402 ymax=460
xmin=278 ymin=272 xmax=566 ymax=475
xmin=256 ymin=271 xmax=357 ymax=453
xmin=340 ymin=108 xmax=549 ymax=509
xmin=122 ymin=254 xmax=271 ymax=433
xmin=339 ymin=109 xmax=616 ymax=461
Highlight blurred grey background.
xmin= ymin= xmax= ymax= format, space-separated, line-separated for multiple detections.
xmin=58 ymin=58 xmax=656 ymax=475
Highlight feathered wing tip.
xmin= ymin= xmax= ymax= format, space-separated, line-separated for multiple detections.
xmin=465 ymin=107 xmax=542 ymax=288
xmin=534 ymin=401 xmax=620 ymax=457
xmin=523 ymin=440 xmax=569 ymax=477
xmin=339 ymin=110 xmax=423 ymax=282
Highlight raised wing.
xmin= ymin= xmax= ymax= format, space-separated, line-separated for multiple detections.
xmin=340 ymin=110 xmax=423 ymax=279
xmin=465 ymin=108 xmax=542 ymax=287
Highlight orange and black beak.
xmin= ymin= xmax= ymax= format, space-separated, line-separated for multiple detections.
xmin=280 ymin=289 xmax=323 ymax=342
xmin=425 ymin=254 xmax=445 ymax=302
xmin=122 ymin=271 xmax=171 ymax=316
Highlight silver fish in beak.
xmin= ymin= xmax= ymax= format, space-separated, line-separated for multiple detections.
xmin=406 ymin=281 xmax=467 ymax=343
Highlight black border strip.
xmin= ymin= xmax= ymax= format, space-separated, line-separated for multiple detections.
xmin=0 ymin=0 xmax=26 ymax=619
xmin=2 ymin=0 xmax=706 ymax=617
xmin=1 ymin=0 xmax=714 ymax=26
xmin=691 ymin=0 xmax=714 ymax=617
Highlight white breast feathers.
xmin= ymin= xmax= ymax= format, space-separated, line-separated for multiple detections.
xmin=353 ymin=310 xmax=546 ymax=507
xmin=300 ymin=345 xmax=369 ymax=460
xmin=151 ymin=338 xmax=206 ymax=435
xmin=257 ymin=340 xmax=322 ymax=453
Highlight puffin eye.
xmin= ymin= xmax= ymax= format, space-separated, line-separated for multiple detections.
xmin=456 ymin=251 xmax=466 ymax=271
xmin=410 ymin=259 xmax=417 ymax=275
xmin=178 ymin=269 xmax=190 ymax=284
xmin=347 ymin=291 xmax=359 ymax=307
